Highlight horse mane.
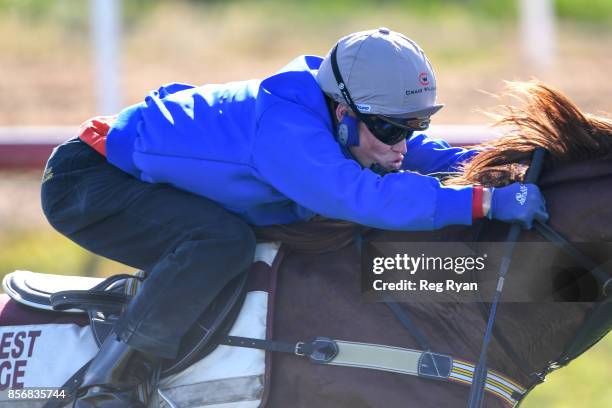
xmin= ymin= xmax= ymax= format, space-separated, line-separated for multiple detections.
xmin=445 ymin=80 xmax=612 ymax=186
xmin=256 ymin=81 xmax=612 ymax=250
xmin=254 ymin=216 xmax=360 ymax=254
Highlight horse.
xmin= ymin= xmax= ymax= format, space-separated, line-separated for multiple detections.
xmin=1 ymin=81 xmax=611 ymax=408
xmin=256 ymin=81 xmax=612 ymax=407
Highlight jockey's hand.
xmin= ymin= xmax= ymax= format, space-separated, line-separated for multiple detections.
xmin=487 ymin=183 xmax=549 ymax=229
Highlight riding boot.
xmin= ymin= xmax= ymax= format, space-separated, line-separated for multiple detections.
xmin=74 ymin=334 xmax=161 ymax=408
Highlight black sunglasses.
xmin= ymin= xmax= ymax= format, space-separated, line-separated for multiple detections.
xmin=329 ymin=44 xmax=431 ymax=146
xmin=361 ymin=115 xmax=431 ymax=145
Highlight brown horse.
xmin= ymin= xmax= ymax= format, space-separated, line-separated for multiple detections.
xmin=257 ymin=81 xmax=612 ymax=407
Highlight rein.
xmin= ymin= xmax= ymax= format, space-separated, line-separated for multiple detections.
xmin=467 ymin=148 xmax=548 ymax=407
xmin=467 ymin=147 xmax=612 ymax=406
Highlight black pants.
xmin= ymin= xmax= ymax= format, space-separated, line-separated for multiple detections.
xmin=41 ymin=137 xmax=256 ymax=359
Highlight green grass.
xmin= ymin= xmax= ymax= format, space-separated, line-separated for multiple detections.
xmin=523 ymin=334 xmax=612 ymax=407
xmin=557 ymin=0 xmax=612 ymax=22
xmin=0 ymin=228 xmax=134 ymax=279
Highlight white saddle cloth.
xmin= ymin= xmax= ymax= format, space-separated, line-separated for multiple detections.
xmin=0 ymin=242 xmax=278 ymax=407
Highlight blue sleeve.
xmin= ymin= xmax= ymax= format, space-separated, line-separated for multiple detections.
xmin=106 ymin=83 xmax=197 ymax=178
xmin=402 ymin=133 xmax=480 ymax=174
xmin=253 ymin=103 xmax=474 ymax=231
xmin=156 ymin=83 xmax=196 ymax=97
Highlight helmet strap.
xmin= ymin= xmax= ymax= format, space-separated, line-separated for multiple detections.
xmin=330 ymin=45 xmax=370 ymax=125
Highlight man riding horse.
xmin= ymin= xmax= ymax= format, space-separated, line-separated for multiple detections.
xmin=40 ymin=28 xmax=548 ymax=407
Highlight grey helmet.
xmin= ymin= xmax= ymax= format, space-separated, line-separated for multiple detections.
xmin=316 ymin=27 xmax=444 ymax=119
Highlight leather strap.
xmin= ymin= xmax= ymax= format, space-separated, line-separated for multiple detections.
xmin=468 ymin=147 xmax=547 ymax=408
xmin=42 ymin=360 xmax=91 ymax=408
xmin=49 ymin=274 xmax=143 ymax=314
xmin=220 ymin=335 xmax=339 ymax=364
xmin=221 ymin=335 xmax=524 ymax=406
xmin=50 ymin=290 xmax=129 ymax=314
xmin=330 ymin=340 xmax=451 ymax=379
xmin=329 ymin=340 xmax=524 ymax=405
xmin=534 ymin=221 xmax=612 ymax=297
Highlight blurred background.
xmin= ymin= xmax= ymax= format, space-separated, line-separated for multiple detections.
xmin=0 ymin=0 xmax=610 ymax=406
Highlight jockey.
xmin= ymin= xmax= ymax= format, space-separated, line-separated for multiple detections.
xmin=41 ymin=27 xmax=548 ymax=407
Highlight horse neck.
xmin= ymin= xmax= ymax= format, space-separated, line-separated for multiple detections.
xmin=539 ymin=154 xmax=612 ymax=242
xmin=358 ymin=156 xmax=612 ymax=389
xmin=450 ymin=156 xmax=612 ymax=387
xmin=506 ymin=157 xmax=612 ymax=381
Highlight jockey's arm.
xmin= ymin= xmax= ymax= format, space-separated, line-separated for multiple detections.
xmin=401 ymin=133 xmax=479 ymax=175
xmin=253 ymin=104 xmax=474 ymax=231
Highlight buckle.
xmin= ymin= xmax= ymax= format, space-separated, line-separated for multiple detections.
xmin=308 ymin=337 xmax=339 ymax=364
xmin=293 ymin=338 xmax=339 ymax=363
xmin=417 ymin=352 xmax=452 ymax=380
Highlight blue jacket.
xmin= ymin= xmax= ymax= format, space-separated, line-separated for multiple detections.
xmin=106 ymin=55 xmax=477 ymax=230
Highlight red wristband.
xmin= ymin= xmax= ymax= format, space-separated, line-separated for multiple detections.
xmin=472 ymin=185 xmax=484 ymax=219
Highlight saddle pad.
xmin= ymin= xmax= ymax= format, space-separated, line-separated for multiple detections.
xmin=0 ymin=242 xmax=282 ymax=408
xmin=151 ymin=242 xmax=283 ymax=408
xmin=151 ymin=292 xmax=268 ymax=408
